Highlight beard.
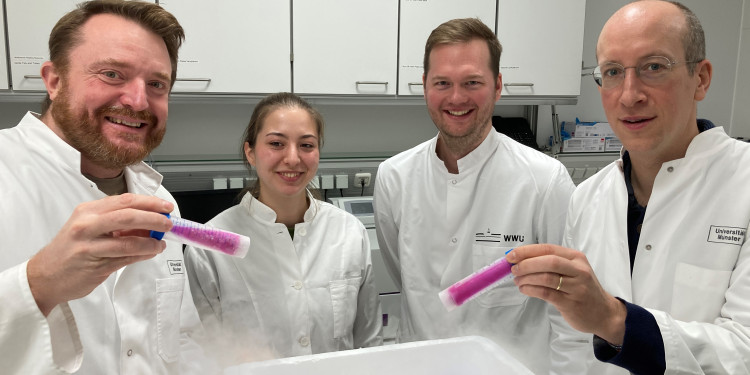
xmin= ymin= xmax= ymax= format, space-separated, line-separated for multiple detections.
xmin=51 ymin=84 xmax=165 ymax=170
xmin=431 ymin=106 xmax=494 ymax=156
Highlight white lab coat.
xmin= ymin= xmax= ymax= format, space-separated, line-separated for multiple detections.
xmin=374 ymin=130 xmax=581 ymax=374
xmin=184 ymin=192 xmax=382 ymax=366
xmin=0 ymin=112 xmax=214 ymax=374
xmin=564 ymin=127 xmax=750 ymax=374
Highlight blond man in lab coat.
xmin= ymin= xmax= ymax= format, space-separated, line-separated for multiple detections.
xmin=510 ymin=1 xmax=750 ymax=374
xmin=374 ymin=18 xmax=580 ymax=374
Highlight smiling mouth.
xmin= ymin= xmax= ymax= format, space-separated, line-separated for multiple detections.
xmin=623 ymin=117 xmax=654 ymax=124
xmin=280 ymin=172 xmax=302 ymax=178
xmin=446 ymin=109 xmax=471 ymax=116
xmin=107 ymin=116 xmax=145 ymax=128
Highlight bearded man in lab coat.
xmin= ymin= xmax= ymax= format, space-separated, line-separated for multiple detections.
xmin=373 ymin=18 xmax=580 ymax=374
xmin=509 ymin=1 xmax=750 ymax=374
xmin=0 ymin=1 xmax=214 ymax=373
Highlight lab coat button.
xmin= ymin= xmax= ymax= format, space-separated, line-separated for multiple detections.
xmin=127 ymin=349 xmax=133 ymax=356
xmin=298 ymin=228 xmax=307 ymax=236
xmin=451 ymin=237 xmax=457 ymax=243
xmin=293 ymin=281 xmax=303 ymax=290
xmin=645 ymin=244 xmax=652 ymax=251
xmin=451 ymin=179 xmax=457 ymax=185
xmin=299 ymin=336 xmax=310 ymax=347
xmin=667 ymin=166 xmax=674 ymax=172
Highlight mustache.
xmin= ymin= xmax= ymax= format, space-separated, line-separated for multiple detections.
xmin=96 ymin=106 xmax=157 ymax=125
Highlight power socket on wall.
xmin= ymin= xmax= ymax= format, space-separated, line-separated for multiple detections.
xmin=354 ymin=172 xmax=371 ymax=187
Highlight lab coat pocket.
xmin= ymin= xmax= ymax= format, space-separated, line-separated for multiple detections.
xmin=330 ymin=277 xmax=361 ymax=339
xmin=671 ymin=263 xmax=731 ymax=322
xmin=472 ymin=245 xmax=526 ymax=308
xmin=156 ymin=277 xmax=185 ymax=363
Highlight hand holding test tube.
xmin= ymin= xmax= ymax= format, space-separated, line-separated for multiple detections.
xmin=439 ymin=249 xmax=514 ymax=311
xmin=150 ymin=214 xmax=250 ymax=258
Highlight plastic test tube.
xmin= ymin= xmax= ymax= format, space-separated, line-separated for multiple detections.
xmin=150 ymin=213 xmax=250 ymax=258
xmin=439 ymin=249 xmax=514 ymax=312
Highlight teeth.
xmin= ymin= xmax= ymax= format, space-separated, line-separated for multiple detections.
xmin=448 ymin=110 xmax=470 ymax=116
xmin=109 ymin=117 xmax=142 ymax=128
xmin=281 ymin=172 xmax=300 ymax=178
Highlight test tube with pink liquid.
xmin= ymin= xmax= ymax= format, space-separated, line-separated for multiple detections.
xmin=439 ymin=249 xmax=514 ymax=311
xmin=150 ymin=213 xmax=250 ymax=258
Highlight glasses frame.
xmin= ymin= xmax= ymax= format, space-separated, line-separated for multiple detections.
xmin=591 ymin=56 xmax=701 ymax=89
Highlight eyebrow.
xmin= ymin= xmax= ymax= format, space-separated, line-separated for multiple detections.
xmin=428 ymin=73 xmax=485 ymax=81
xmin=264 ymin=132 xmax=318 ymax=140
xmin=93 ymin=58 xmax=171 ymax=82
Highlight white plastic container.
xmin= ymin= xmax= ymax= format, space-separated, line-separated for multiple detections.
xmin=223 ymin=336 xmax=533 ymax=375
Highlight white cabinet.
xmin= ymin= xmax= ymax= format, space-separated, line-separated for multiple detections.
xmin=160 ymin=0 xmax=291 ymax=93
xmin=5 ymin=0 xmax=83 ymax=91
xmin=0 ymin=12 xmax=8 ymax=90
xmin=496 ymin=0 xmax=586 ymax=97
xmin=293 ymin=0 xmax=398 ymax=95
xmin=398 ymin=0 xmax=497 ymax=96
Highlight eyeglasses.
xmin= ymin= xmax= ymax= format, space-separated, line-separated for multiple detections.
xmin=592 ymin=56 xmax=700 ymax=89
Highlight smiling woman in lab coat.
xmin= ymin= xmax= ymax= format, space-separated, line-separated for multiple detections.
xmin=184 ymin=92 xmax=382 ymax=366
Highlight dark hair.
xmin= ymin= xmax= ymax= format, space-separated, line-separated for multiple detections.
xmin=41 ymin=0 xmax=184 ymax=114
xmin=666 ymin=1 xmax=705 ymax=74
xmin=240 ymin=92 xmax=325 ymax=199
xmin=423 ymin=18 xmax=502 ymax=78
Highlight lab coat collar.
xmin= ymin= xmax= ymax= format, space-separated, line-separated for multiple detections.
xmin=615 ymin=123 xmax=727 ymax=174
xmin=240 ymin=189 xmax=319 ymax=224
xmin=19 ymin=111 xmax=82 ymax=174
xmin=18 ymin=111 xmax=164 ymax=196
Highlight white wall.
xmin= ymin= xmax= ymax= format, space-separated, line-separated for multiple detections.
xmin=536 ymin=0 xmax=747 ymax=146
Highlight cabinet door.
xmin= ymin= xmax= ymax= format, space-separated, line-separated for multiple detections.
xmin=5 ymin=0 xmax=83 ymax=91
xmin=497 ymin=0 xmax=585 ymax=97
xmin=0 ymin=12 xmax=8 ymax=90
xmin=398 ymin=0 xmax=497 ymax=96
xmin=160 ymin=0 xmax=290 ymax=93
xmin=293 ymin=0 xmax=398 ymax=95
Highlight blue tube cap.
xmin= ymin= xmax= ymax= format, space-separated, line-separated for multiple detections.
xmin=149 ymin=213 xmax=171 ymax=240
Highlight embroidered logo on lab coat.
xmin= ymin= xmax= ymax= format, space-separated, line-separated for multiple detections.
xmin=475 ymin=228 xmax=525 ymax=243
xmin=707 ymin=226 xmax=746 ymax=246
xmin=167 ymin=260 xmax=184 ymax=275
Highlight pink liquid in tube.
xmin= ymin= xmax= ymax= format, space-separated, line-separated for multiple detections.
xmin=150 ymin=214 xmax=250 ymax=258
xmin=439 ymin=249 xmax=514 ymax=311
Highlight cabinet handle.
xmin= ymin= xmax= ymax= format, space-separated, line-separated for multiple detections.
xmin=175 ymin=78 xmax=212 ymax=82
xmin=408 ymin=82 xmax=423 ymax=87
xmin=23 ymin=75 xmax=42 ymax=79
xmin=503 ymin=83 xmax=534 ymax=87
xmin=356 ymin=81 xmax=388 ymax=87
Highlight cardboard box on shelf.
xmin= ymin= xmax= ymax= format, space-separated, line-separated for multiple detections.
xmin=562 ymin=137 xmax=606 ymax=153
xmin=605 ymin=137 xmax=622 ymax=152
xmin=575 ymin=122 xmax=615 ymax=138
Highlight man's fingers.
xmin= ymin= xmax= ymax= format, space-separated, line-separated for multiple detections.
xmin=93 ymin=193 xmax=174 ymax=213
xmin=94 ymin=235 xmax=167 ymax=258
xmin=507 ymin=243 xmax=579 ymax=263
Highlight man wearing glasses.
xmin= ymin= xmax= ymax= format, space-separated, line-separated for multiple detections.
xmin=506 ymin=1 xmax=750 ymax=374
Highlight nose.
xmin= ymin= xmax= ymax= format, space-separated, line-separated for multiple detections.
xmin=120 ymin=79 xmax=149 ymax=111
xmin=283 ymin=146 xmax=300 ymax=166
xmin=618 ymin=69 xmax=647 ymax=107
xmin=448 ymin=85 xmax=468 ymax=103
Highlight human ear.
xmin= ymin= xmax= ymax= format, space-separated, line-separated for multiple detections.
xmin=693 ymin=59 xmax=712 ymax=102
xmin=41 ymin=62 xmax=62 ymax=101
xmin=244 ymin=142 xmax=256 ymax=166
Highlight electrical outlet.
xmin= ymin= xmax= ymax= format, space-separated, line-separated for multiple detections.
xmin=321 ymin=175 xmax=335 ymax=189
xmin=335 ymin=174 xmax=349 ymax=189
xmin=354 ymin=172 xmax=372 ymax=187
